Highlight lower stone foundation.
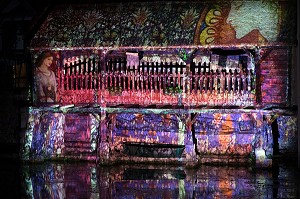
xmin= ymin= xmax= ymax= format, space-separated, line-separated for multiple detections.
xmin=20 ymin=106 xmax=297 ymax=168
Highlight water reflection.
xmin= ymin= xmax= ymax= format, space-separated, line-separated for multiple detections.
xmin=18 ymin=162 xmax=298 ymax=199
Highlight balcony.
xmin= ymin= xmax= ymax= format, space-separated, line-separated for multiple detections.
xmin=57 ymin=59 xmax=256 ymax=108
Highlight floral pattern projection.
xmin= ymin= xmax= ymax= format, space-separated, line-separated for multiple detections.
xmin=30 ymin=2 xmax=203 ymax=48
xmin=30 ymin=1 xmax=296 ymax=49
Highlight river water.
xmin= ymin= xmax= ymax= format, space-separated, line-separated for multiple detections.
xmin=1 ymin=157 xmax=299 ymax=199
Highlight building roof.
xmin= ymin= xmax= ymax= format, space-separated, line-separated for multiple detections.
xmin=28 ymin=1 xmax=297 ymax=51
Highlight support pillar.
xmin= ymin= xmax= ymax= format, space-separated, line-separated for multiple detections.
xmin=97 ymin=108 xmax=110 ymax=164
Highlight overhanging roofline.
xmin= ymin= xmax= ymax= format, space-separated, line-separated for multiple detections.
xmin=28 ymin=43 xmax=295 ymax=52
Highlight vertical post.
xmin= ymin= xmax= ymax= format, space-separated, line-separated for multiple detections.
xmin=70 ymin=74 xmax=74 ymax=90
xmin=140 ymin=67 xmax=144 ymax=92
xmin=145 ymin=64 xmax=149 ymax=92
xmin=209 ymin=70 xmax=213 ymax=93
xmin=97 ymin=109 xmax=110 ymax=164
xmin=255 ymin=48 xmax=262 ymax=105
xmin=186 ymin=63 xmax=190 ymax=95
xmin=199 ymin=72 xmax=203 ymax=93
xmin=162 ymin=66 xmax=166 ymax=93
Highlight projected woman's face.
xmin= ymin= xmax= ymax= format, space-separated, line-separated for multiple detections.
xmin=43 ymin=56 xmax=54 ymax=68
xmin=196 ymin=1 xmax=280 ymax=45
xmin=226 ymin=1 xmax=279 ymax=42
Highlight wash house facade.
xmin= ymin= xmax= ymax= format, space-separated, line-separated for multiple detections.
xmin=21 ymin=1 xmax=298 ymax=167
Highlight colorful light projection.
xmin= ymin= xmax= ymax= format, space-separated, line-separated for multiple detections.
xmin=195 ymin=1 xmax=293 ymax=45
xmin=25 ymin=0 xmax=297 ymax=168
xmin=30 ymin=1 xmax=296 ymax=48
xmin=21 ymin=109 xmax=99 ymax=161
xmin=31 ymin=47 xmax=257 ymax=107
xmin=21 ymin=109 xmax=65 ymax=161
xmin=20 ymin=106 xmax=297 ymax=166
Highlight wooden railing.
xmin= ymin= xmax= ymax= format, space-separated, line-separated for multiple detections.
xmin=58 ymin=58 xmax=256 ymax=106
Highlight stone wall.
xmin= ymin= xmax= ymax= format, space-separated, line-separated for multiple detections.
xmin=19 ymin=107 xmax=298 ymax=167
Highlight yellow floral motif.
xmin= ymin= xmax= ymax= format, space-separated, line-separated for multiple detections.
xmin=200 ymin=6 xmax=222 ymax=45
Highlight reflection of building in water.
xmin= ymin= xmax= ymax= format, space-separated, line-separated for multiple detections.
xmin=21 ymin=163 xmax=299 ymax=198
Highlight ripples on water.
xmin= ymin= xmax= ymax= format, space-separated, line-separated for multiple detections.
xmin=1 ymin=159 xmax=299 ymax=199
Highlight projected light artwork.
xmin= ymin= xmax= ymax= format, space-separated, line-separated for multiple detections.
xmin=21 ymin=0 xmax=298 ymax=168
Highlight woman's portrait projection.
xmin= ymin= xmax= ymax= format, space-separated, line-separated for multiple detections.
xmin=34 ymin=51 xmax=57 ymax=103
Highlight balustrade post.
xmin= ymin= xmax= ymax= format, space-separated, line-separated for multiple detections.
xmin=250 ymin=69 xmax=255 ymax=92
xmin=204 ymin=72 xmax=208 ymax=93
xmin=104 ymin=72 xmax=108 ymax=90
xmin=85 ymin=72 xmax=88 ymax=90
xmin=66 ymin=74 xmax=69 ymax=90
xmin=220 ymin=70 xmax=225 ymax=94
xmin=158 ymin=69 xmax=162 ymax=93
xmin=246 ymin=70 xmax=251 ymax=92
xmin=70 ymin=74 xmax=74 ymax=90
xmin=186 ymin=63 xmax=191 ymax=94
xmin=149 ymin=69 xmax=153 ymax=92
xmin=226 ymin=70 xmax=231 ymax=93
xmin=237 ymin=70 xmax=241 ymax=94
xmin=166 ymin=67 xmax=170 ymax=88
xmin=137 ymin=70 xmax=141 ymax=92
xmin=172 ymin=68 xmax=176 ymax=90
xmin=232 ymin=71 xmax=236 ymax=94
xmin=114 ymin=72 xmax=117 ymax=89
xmin=109 ymin=72 xmax=112 ymax=89
xmin=90 ymin=72 xmax=93 ymax=89
xmin=132 ymin=71 xmax=136 ymax=92
xmin=77 ymin=73 xmax=80 ymax=90
xmin=59 ymin=67 xmax=64 ymax=91
xmin=209 ymin=71 xmax=213 ymax=93
xmin=211 ymin=71 xmax=216 ymax=94
xmin=162 ymin=67 xmax=166 ymax=93
xmin=193 ymin=73 xmax=197 ymax=94
xmin=144 ymin=69 xmax=147 ymax=92
xmin=189 ymin=74 xmax=193 ymax=95
xmin=140 ymin=68 xmax=143 ymax=92
xmin=199 ymin=72 xmax=203 ymax=93
xmin=118 ymin=72 xmax=121 ymax=91
xmin=100 ymin=73 xmax=103 ymax=90
xmin=242 ymin=70 xmax=247 ymax=94
xmin=177 ymin=70 xmax=182 ymax=93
